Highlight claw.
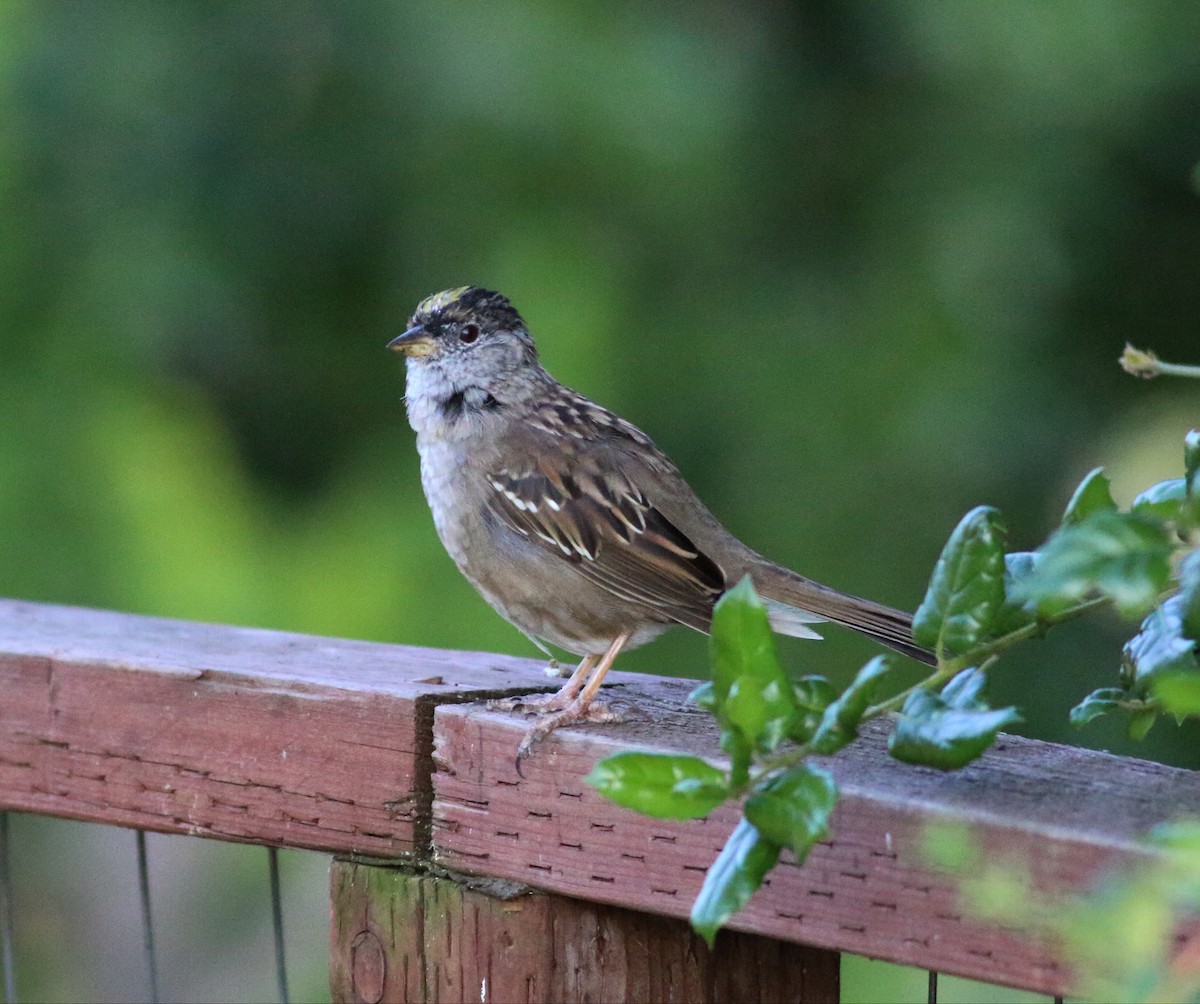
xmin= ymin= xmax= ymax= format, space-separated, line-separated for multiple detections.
xmin=514 ymin=698 xmax=623 ymax=761
xmin=500 ymin=630 xmax=633 ymax=771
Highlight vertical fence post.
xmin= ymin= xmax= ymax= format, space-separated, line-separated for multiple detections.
xmin=328 ymin=860 xmax=840 ymax=1004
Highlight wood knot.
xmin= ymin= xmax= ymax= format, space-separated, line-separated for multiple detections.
xmin=350 ymin=929 xmax=386 ymax=1003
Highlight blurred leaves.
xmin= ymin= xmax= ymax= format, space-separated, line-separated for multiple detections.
xmin=1062 ymin=467 xmax=1117 ymax=525
xmin=1013 ymin=512 xmax=1173 ymax=618
xmin=4 ymin=2 xmax=1200 ymax=672
xmin=928 ymin=818 xmax=1200 ymax=1004
xmin=5 ymin=4 xmax=1200 ymax=998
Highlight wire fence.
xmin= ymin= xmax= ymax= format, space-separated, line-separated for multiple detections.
xmin=0 ymin=808 xmax=1075 ymax=1004
xmin=0 ymin=811 xmax=328 ymax=1004
xmin=4 ymin=602 xmax=1181 ymax=1003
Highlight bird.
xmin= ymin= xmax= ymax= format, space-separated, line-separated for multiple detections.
xmin=389 ymin=286 xmax=933 ymax=759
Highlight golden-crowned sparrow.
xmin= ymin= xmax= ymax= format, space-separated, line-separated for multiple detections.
xmin=390 ymin=286 xmax=932 ymax=756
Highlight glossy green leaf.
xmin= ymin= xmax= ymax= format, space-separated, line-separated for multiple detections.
xmin=1013 ymin=511 xmax=1173 ymax=618
xmin=1187 ymin=432 xmax=1200 ymax=524
xmin=1122 ymin=594 xmax=1197 ymax=687
xmin=1131 ymin=479 xmax=1187 ymax=521
xmin=1069 ymin=687 xmax=1128 ymax=727
xmin=1186 ymin=430 xmax=1200 ymax=492
xmin=913 ymin=506 xmax=1006 ymax=653
xmin=709 ymin=576 xmax=796 ymax=754
xmin=990 ymin=551 xmax=1041 ymax=636
xmin=717 ymin=729 xmax=753 ymax=791
xmin=1062 ymin=467 xmax=1117 ymax=525
xmin=744 ymin=763 xmax=837 ymax=861
xmin=809 ymin=656 xmax=892 ymax=755
xmin=1180 ymin=550 xmax=1200 ymax=642
xmin=690 ymin=818 xmax=781 ymax=947
xmin=887 ymin=668 xmax=1020 ymax=770
xmin=585 ymin=752 xmax=729 ymax=820
xmin=787 ymin=675 xmax=836 ymax=743
xmin=792 ymin=675 xmax=836 ymax=712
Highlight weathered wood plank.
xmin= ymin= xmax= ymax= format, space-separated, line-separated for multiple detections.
xmin=8 ymin=598 xmax=1200 ymax=995
xmin=431 ymin=680 xmax=1200 ymax=997
xmin=0 ymin=600 xmax=553 ymax=856
xmin=328 ymin=860 xmax=839 ymax=1004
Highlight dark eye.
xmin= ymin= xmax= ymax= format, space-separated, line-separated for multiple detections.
xmin=459 ymin=323 xmax=480 ymax=344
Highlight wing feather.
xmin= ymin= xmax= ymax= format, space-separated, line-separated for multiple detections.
xmin=485 ymin=429 xmax=725 ymax=634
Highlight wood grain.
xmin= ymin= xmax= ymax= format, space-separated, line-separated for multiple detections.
xmin=5 ymin=599 xmax=1200 ymax=995
xmin=0 ymin=599 xmax=552 ymax=856
xmin=329 ymin=861 xmax=839 ymax=1004
xmin=432 ymin=679 xmax=1200 ymax=996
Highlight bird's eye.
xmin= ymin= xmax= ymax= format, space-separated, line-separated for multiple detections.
xmin=459 ymin=323 xmax=480 ymax=344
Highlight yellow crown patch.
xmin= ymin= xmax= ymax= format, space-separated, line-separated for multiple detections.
xmin=416 ymin=287 xmax=473 ymax=317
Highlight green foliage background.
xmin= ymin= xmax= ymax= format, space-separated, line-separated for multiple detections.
xmin=2 ymin=2 xmax=1199 ymax=1000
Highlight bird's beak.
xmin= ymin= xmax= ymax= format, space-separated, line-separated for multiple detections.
xmin=387 ymin=325 xmax=436 ymax=357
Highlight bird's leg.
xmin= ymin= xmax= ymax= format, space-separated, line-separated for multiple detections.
xmin=515 ymin=630 xmax=632 ymax=761
xmin=487 ymin=654 xmax=598 ymax=713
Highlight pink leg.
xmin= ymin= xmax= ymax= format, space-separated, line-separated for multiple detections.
xmin=487 ymin=653 xmax=599 ymax=713
xmin=515 ymin=631 xmax=632 ymax=761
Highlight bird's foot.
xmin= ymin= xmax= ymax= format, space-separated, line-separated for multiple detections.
xmin=514 ymin=696 xmax=623 ymax=765
xmin=487 ymin=688 xmax=579 ymax=715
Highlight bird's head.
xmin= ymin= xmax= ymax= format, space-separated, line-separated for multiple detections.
xmin=388 ymin=286 xmax=536 ymax=366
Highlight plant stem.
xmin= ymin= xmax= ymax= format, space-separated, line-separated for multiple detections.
xmin=1153 ymin=359 xmax=1200 ymax=379
xmin=740 ymin=594 xmax=1115 ymax=794
xmin=863 ymin=594 xmax=1112 ymax=719
xmin=1121 ymin=345 xmax=1200 ymax=380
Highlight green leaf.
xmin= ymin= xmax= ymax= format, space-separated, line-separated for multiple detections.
xmin=1151 ymin=673 xmax=1200 ymax=720
xmin=941 ymin=665 xmax=987 ymax=705
xmin=718 ymin=728 xmax=753 ymax=790
xmin=787 ymin=675 xmax=836 ymax=744
xmin=810 ymin=656 xmax=892 ymax=755
xmin=1180 ymin=550 xmax=1200 ymax=642
xmin=1186 ymin=430 xmax=1200 ymax=493
xmin=1063 ymin=467 xmax=1117 ymax=525
xmin=709 ymin=576 xmax=796 ymax=755
xmin=689 ymin=681 xmax=717 ymax=713
xmin=990 ymin=551 xmax=1041 ymax=636
xmin=744 ymin=764 xmax=837 ymax=861
xmin=913 ymin=506 xmax=1007 ymax=653
xmin=585 ymin=752 xmax=729 ymax=820
xmin=1013 ymin=511 xmax=1173 ymax=618
xmin=1069 ymin=687 xmax=1128 ymax=728
xmin=887 ymin=669 xmax=1020 ymax=770
xmin=1149 ymin=819 xmax=1200 ymax=855
xmin=1127 ymin=707 xmax=1157 ymax=741
xmin=1121 ymin=594 xmax=1198 ymax=688
xmin=1131 ymin=479 xmax=1187 ymax=521
xmin=690 ymin=818 xmax=781 ymax=947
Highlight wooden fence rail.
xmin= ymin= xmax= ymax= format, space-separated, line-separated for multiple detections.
xmin=3 ymin=599 xmax=1200 ymax=1001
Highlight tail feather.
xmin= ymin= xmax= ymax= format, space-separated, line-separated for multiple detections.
xmin=752 ymin=564 xmax=935 ymax=666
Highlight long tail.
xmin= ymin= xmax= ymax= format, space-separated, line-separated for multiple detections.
xmin=751 ymin=563 xmax=936 ymax=666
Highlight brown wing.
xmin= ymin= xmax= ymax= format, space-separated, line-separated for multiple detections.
xmin=484 ymin=405 xmax=726 ymax=633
